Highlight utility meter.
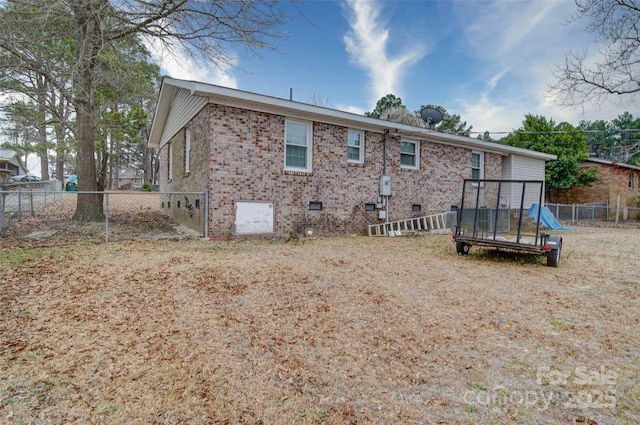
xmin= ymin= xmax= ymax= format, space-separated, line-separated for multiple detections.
xmin=379 ymin=175 xmax=391 ymax=196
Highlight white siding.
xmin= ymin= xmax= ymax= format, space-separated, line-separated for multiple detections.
xmin=511 ymin=155 xmax=545 ymax=181
xmin=503 ymin=154 xmax=546 ymax=209
xmin=160 ymin=88 xmax=208 ymax=147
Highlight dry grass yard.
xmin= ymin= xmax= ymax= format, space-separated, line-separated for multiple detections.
xmin=1 ymin=227 xmax=639 ymax=424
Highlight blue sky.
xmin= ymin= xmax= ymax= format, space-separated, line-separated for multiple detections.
xmin=153 ymin=0 xmax=630 ymax=138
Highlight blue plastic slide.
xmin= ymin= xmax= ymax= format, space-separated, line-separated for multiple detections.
xmin=527 ymin=204 xmax=573 ymax=231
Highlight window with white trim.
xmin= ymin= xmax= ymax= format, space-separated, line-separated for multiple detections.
xmin=471 ymin=151 xmax=484 ymax=180
xmin=347 ymin=129 xmax=364 ymax=163
xmin=184 ymin=128 xmax=191 ymax=173
xmin=400 ymin=140 xmax=419 ymax=169
xmin=629 ymin=172 xmax=634 ymax=189
xmin=168 ymin=142 xmax=173 ymax=181
xmin=285 ymin=119 xmax=312 ymax=172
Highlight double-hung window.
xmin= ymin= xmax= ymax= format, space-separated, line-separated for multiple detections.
xmin=471 ymin=151 xmax=484 ymax=180
xmin=347 ymin=129 xmax=364 ymax=163
xmin=400 ymin=140 xmax=419 ymax=169
xmin=285 ymin=119 xmax=312 ymax=172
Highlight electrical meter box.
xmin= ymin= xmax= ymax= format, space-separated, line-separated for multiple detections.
xmin=379 ymin=175 xmax=391 ymax=196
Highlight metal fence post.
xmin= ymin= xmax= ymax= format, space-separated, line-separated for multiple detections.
xmin=17 ymin=186 xmax=22 ymax=220
xmin=105 ymin=192 xmax=109 ymax=243
xmin=29 ymin=182 xmax=34 ymax=216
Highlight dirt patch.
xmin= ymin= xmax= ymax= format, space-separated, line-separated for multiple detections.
xmin=1 ymin=229 xmax=639 ymax=424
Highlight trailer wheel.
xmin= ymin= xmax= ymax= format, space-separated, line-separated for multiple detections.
xmin=456 ymin=241 xmax=470 ymax=255
xmin=547 ymin=246 xmax=561 ymax=267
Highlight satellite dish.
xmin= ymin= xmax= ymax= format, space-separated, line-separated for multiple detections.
xmin=420 ymin=107 xmax=444 ymax=125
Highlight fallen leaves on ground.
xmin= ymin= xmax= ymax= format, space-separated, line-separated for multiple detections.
xmin=1 ymin=228 xmax=639 ymax=424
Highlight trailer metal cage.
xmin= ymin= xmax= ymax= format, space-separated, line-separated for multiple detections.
xmin=453 ymin=179 xmax=562 ymax=267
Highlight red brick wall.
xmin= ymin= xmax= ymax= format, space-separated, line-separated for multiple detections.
xmin=553 ymin=164 xmax=640 ymax=209
xmin=158 ymin=110 xmax=210 ymax=233
xmin=162 ymin=104 xmax=504 ymax=238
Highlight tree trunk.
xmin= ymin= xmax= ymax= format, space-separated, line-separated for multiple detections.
xmin=55 ymin=125 xmax=65 ymax=182
xmin=114 ymin=149 xmax=120 ymax=189
xmin=108 ymin=134 xmax=114 ymax=189
xmin=97 ymin=145 xmax=108 ymax=192
xmin=37 ymin=76 xmax=50 ymax=181
xmin=142 ymin=144 xmax=152 ymax=185
xmin=72 ymin=2 xmax=103 ymax=221
xmin=73 ymin=94 xmax=104 ymax=220
xmin=39 ymin=151 xmax=49 ymax=180
xmin=141 ymin=128 xmax=152 ymax=185
xmin=53 ymin=88 xmax=67 ymax=182
xmin=112 ymin=104 xmax=120 ymax=189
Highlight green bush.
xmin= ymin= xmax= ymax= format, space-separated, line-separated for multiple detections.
xmin=142 ymin=182 xmax=152 ymax=192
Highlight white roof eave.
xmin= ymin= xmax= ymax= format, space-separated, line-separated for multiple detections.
xmin=148 ymin=81 xmax=178 ymax=148
xmin=150 ymin=78 xmax=557 ymax=161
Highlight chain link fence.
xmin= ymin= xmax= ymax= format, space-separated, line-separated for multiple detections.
xmin=0 ymin=180 xmax=63 ymax=230
xmin=0 ymin=187 xmax=207 ymax=244
xmin=547 ymin=201 xmax=640 ymax=225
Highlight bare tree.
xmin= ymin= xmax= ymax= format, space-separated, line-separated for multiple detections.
xmin=550 ymin=0 xmax=640 ymax=107
xmin=308 ymin=94 xmax=331 ymax=108
xmin=379 ymin=106 xmax=424 ymax=127
xmin=367 ymin=95 xmax=473 ymax=136
xmin=1 ymin=0 xmax=292 ymax=221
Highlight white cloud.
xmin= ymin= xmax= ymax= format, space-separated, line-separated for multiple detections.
xmin=337 ymin=104 xmax=366 ymax=115
xmin=145 ymin=37 xmax=238 ymax=88
xmin=487 ymin=68 xmax=511 ymax=92
xmin=343 ymin=0 xmax=428 ymax=108
xmin=458 ymin=94 xmax=520 ymax=137
xmin=465 ymin=1 xmax=559 ymax=61
xmin=451 ymin=0 xmax=631 ymax=133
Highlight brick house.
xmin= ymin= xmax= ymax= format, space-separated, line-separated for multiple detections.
xmin=149 ymin=78 xmax=556 ymax=238
xmin=553 ymin=158 xmax=640 ymax=209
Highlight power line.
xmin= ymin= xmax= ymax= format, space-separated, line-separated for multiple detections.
xmin=470 ymin=129 xmax=640 ymax=135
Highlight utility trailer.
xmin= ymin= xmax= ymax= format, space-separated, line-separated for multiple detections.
xmin=452 ymin=179 xmax=562 ymax=267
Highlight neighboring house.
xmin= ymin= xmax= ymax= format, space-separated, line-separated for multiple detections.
xmin=0 ymin=149 xmax=27 ymax=184
xmin=112 ymin=170 xmax=144 ymax=190
xmin=149 ymin=77 xmax=556 ymax=238
xmin=553 ymin=158 xmax=640 ymax=209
